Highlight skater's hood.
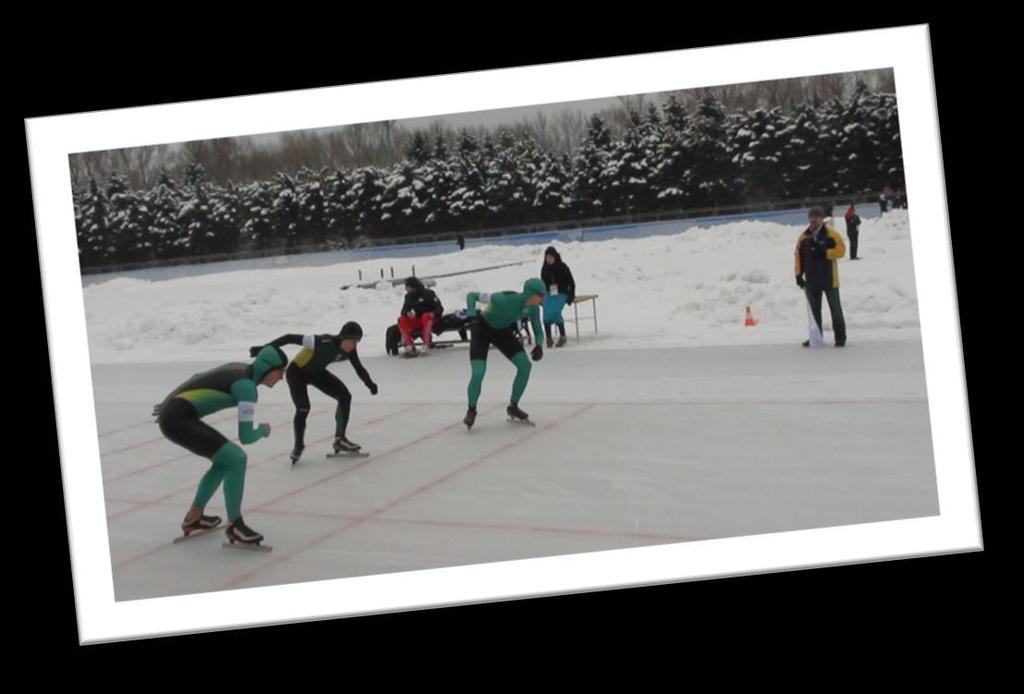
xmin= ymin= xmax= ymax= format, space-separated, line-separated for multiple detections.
xmin=338 ymin=321 xmax=363 ymax=341
xmin=251 ymin=345 xmax=288 ymax=382
xmin=523 ymin=277 xmax=546 ymax=297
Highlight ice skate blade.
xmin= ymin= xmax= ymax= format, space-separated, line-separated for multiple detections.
xmin=222 ymin=541 xmax=273 ymax=552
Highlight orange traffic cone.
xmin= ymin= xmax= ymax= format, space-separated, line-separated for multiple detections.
xmin=744 ymin=306 xmax=758 ymax=327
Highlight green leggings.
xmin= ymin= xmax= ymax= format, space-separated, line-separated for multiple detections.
xmin=192 ymin=442 xmax=247 ymax=520
xmin=468 ymin=351 xmax=532 ymax=408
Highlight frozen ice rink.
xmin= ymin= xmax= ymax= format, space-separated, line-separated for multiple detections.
xmin=97 ymin=339 xmax=938 ymax=601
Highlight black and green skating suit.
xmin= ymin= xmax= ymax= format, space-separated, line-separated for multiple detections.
xmin=465 ymin=288 xmax=544 ymax=409
xmin=263 ymin=334 xmax=377 ymax=450
xmin=156 ymin=346 xmax=286 ymax=521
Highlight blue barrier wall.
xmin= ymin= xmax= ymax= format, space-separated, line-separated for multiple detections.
xmin=84 ymin=205 xmax=880 ymax=286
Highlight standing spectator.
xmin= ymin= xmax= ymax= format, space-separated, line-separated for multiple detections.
xmin=845 ymin=203 xmax=862 ymax=260
xmin=895 ymin=185 xmax=907 ymax=209
xmin=540 ymin=246 xmax=576 ymax=348
xmin=880 ymin=183 xmax=895 ymax=213
xmin=457 ymin=234 xmax=465 ymax=251
xmin=795 ymin=206 xmax=848 ymax=348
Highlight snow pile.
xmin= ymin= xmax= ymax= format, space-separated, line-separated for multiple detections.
xmin=83 ymin=210 xmax=919 ymax=363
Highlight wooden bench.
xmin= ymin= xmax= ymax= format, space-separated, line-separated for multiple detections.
xmin=566 ymin=294 xmax=599 ymax=342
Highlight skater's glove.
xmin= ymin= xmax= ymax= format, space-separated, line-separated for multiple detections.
xmin=249 ymin=346 xmax=261 ymax=357
xmin=152 ymin=403 xmax=162 ymax=417
xmin=531 ymin=346 xmax=543 ymax=362
xmin=258 ymin=423 xmax=271 ymax=437
xmin=795 ymin=276 xmax=806 ymax=289
xmin=369 ymin=382 xmax=379 ymax=395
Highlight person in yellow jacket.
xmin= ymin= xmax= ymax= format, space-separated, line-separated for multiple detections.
xmin=795 ymin=206 xmax=847 ymax=347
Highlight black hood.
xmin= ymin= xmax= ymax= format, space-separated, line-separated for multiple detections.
xmin=544 ymin=246 xmax=563 ymax=264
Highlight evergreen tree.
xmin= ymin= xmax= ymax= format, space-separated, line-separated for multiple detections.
xmin=406 ymin=132 xmax=432 ymax=166
xmin=530 ymin=148 xmax=570 ymax=222
xmin=324 ymin=169 xmax=354 ymax=245
xmin=77 ymin=178 xmax=112 ymax=267
xmin=379 ymin=162 xmax=429 ymax=236
xmin=816 ymin=96 xmax=847 ymax=197
xmin=782 ymin=102 xmax=823 ymax=199
xmin=149 ymin=170 xmax=186 ymax=258
xmin=569 ymin=114 xmax=614 ymax=218
xmin=450 ymin=130 xmax=488 ymax=230
xmin=686 ymin=93 xmax=737 ymax=208
xmin=653 ymin=97 xmax=694 ymax=210
xmin=295 ymin=172 xmax=328 ymax=245
xmin=343 ymin=167 xmax=387 ymax=242
xmin=732 ymin=107 xmax=789 ymax=202
xmin=240 ymin=180 xmax=278 ymax=251
xmin=272 ymin=173 xmax=303 ymax=250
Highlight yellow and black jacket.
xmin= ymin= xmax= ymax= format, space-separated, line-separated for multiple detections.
xmin=795 ymin=225 xmax=846 ymax=289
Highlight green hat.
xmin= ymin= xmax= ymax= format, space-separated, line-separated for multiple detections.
xmin=252 ymin=345 xmax=288 ymax=382
xmin=523 ymin=277 xmax=546 ymax=297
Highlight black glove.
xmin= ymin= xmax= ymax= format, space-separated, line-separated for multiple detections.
xmin=796 ymin=276 xmax=806 ymax=289
xmin=531 ymin=346 xmax=543 ymax=362
xmin=567 ymin=296 xmax=574 ymax=306
xmin=369 ymin=382 xmax=378 ymax=396
xmin=152 ymin=403 xmax=162 ymax=417
xmin=249 ymin=345 xmax=261 ymax=357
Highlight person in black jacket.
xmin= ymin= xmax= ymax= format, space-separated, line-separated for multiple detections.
xmin=844 ymin=203 xmax=862 ymax=260
xmin=540 ymin=246 xmax=576 ymax=347
xmin=795 ymin=207 xmax=848 ymax=348
xmin=397 ymin=276 xmax=444 ymax=357
xmin=250 ymin=321 xmax=378 ymax=463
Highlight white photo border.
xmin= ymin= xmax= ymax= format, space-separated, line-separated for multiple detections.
xmin=27 ymin=24 xmax=979 ymax=644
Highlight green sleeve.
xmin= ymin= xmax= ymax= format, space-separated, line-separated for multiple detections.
xmin=530 ymin=305 xmax=543 ymax=346
xmin=230 ymin=379 xmax=267 ymax=445
xmin=466 ymin=292 xmax=480 ymax=317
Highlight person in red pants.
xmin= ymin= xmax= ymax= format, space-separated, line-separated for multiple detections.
xmin=398 ymin=276 xmax=444 ymax=357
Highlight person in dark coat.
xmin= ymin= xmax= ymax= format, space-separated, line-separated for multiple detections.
xmin=844 ymin=203 xmax=862 ymax=260
xmin=795 ymin=207 xmax=848 ymax=348
xmin=540 ymin=246 xmax=576 ymax=348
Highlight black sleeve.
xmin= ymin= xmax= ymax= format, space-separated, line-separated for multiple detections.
xmin=430 ymin=290 xmax=444 ymax=316
xmin=348 ymin=350 xmax=374 ymax=388
xmin=267 ymin=334 xmax=304 ymax=348
xmin=563 ymin=264 xmax=576 ymax=302
xmin=401 ymin=293 xmax=416 ymax=316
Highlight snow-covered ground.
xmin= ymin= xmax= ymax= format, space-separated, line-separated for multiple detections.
xmin=83 ymin=210 xmax=917 ymax=363
xmin=84 ymin=210 xmax=938 ymax=602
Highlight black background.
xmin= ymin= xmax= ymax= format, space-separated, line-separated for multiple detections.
xmin=15 ymin=10 xmax=999 ymax=667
